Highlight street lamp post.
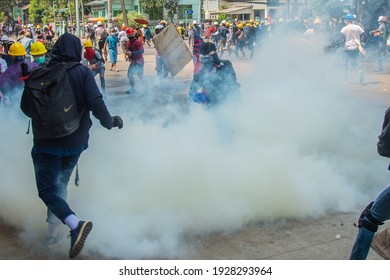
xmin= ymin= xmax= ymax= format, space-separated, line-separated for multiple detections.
xmin=75 ymin=0 xmax=80 ymax=36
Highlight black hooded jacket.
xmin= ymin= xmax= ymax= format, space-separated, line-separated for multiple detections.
xmin=21 ymin=32 xmax=113 ymax=152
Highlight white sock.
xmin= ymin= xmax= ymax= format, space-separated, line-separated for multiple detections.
xmin=64 ymin=214 xmax=80 ymax=230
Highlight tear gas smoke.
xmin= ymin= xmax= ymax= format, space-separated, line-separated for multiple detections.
xmin=0 ymin=29 xmax=389 ymax=259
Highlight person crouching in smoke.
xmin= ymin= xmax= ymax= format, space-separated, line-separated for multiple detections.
xmin=189 ymin=42 xmax=240 ymax=107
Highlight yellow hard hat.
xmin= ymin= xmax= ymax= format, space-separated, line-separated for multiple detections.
xmin=242 ymin=21 xmax=246 ymax=25
xmin=8 ymin=42 xmax=26 ymax=56
xmin=30 ymin=41 xmax=47 ymax=56
xmin=250 ymin=19 xmax=255 ymax=23
xmin=238 ymin=23 xmax=243 ymax=29
xmin=246 ymin=23 xmax=251 ymax=27
xmin=36 ymin=24 xmax=40 ymax=29
xmin=225 ymin=22 xmax=230 ymax=27
xmin=84 ymin=40 xmax=93 ymax=48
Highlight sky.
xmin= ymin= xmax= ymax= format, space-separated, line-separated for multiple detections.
xmin=0 ymin=28 xmax=389 ymax=259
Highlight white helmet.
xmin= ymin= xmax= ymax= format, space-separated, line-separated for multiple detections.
xmin=213 ymin=21 xmax=219 ymax=26
xmin=193 ymin=20 xmax=197 ymax=24
xmin=1 ymin=35 xmax=9 ymax=41
xmin=97 ymin=21 xmax=103 ymax=26
xmin=221 ymin=20 xmax=226 ymax=24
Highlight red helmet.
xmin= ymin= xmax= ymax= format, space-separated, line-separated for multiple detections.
xmin=126 ymin=27 xmax=135 ymax=36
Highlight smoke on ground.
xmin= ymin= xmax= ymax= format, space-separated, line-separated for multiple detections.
xmin=0 ymin=30 xmax=389 ymax=259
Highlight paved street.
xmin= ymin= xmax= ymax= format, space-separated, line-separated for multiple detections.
xmin=1 ymin=39 xmax=390 ymax=260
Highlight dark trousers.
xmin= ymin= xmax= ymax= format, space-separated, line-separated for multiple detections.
xmin=32 ymin=151 xmax=81 ymax=224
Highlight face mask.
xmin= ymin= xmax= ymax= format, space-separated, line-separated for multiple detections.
xmin=34 ymin=56 xmax=45 ymax=64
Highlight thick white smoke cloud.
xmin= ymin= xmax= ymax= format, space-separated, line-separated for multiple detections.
xmin=1 ymin=30 xmax=389 ymax=259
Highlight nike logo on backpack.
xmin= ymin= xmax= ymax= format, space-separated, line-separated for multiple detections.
xmin=64 ymin=104 xmax=73 ymax=112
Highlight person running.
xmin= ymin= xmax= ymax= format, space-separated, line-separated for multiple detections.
xmin=153 ymin=24 xmax=169 ymax=79
xmin=20 ymin=32 xmax=123 ymax=258
xmin=369 ymin=16 xmax=389 ymax=72
xmin=104 ymin=28 xmax=119 ymax=72
xmin=125 ymin=27 xmax=144 ymax=94
xmin=340 ymin=13 xmax=365 ymax=83
xmin=83 ymin=40 xmax=106 ymax=94
xmin=118 ymin=25 xmax=129 ymax=60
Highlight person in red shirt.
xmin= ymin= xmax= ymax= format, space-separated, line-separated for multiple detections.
xmin=125 ymin=27 xmax=144 ymax=94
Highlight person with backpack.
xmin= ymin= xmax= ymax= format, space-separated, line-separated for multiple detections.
xmin=20 ymin=32 xmax=123 ymax=258
xmin=350 ymin=107 xmax=390 ymax=260
xmin=83 ymin=40 xmax=106 ymax=94
xmin=189 ymin=42 xmax=240 ymax=106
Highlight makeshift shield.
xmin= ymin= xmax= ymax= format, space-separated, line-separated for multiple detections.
xmin=152 ymin=23 xmax=192 ymax=77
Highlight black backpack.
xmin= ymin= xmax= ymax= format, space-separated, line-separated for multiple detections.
xmin=21 ymin=62 xmax=83 ymax=139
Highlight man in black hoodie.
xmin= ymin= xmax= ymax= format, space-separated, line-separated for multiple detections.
xmin=20 ymin=32 xmax=123 ymax=258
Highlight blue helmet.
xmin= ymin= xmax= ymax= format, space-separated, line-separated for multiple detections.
xmin=345 ymin=13 xmax=356 ymax=21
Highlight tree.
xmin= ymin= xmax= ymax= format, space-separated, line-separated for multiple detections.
xmin=139 ymin=0 xmax=179 ymax=22
xmin=217 ymin=13 xmax=228 ymax=24
xmin=29 ymin=0 xmax=45 ymax=24
xmin=119 ymin=0 xmax=128 ymax=26
xmin=164 ymin=0 xmax=179 ymax=22
xmin=0 ymin=0 xmax=18 ymax=25
xmin=116 ymin=11 xmax=146 ymax=29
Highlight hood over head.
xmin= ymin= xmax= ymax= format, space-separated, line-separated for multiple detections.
xmin=49 ymin=32 xmax=82 ymax=65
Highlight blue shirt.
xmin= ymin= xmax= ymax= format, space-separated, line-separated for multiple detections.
xmin=106 ymin=35 xmax=119 ymax=50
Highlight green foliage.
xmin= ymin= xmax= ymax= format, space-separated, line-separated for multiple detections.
xmin=0 ymin=11 xmax=6 ymax=23
xmin=29 ymin=0 xmax=44 ymax=24
xmin=217 ymin=13 xmax=228 ymax=24
xmin=0 ymin=0 xmax=16 ymax=23
xmin=116 ymin=11 xmax=146 ymax=28
xmin=164 ymin=0 xmax=179 ymax=21
xmin=139 ymin=0 xmax=165 ymax=10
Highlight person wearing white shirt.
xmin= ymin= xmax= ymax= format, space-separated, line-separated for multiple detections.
xmin=340 ymin=13 xmax=365 ymax=83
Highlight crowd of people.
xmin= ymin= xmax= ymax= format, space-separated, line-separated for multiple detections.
xmin=0 ymin=12 xmax=390 ymax=259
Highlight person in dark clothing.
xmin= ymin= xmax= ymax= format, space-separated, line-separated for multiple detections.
xmin=20 ymin=32 xmax=123 ymax=258
xmin=189 ymin=42 xmax=240 ymax=106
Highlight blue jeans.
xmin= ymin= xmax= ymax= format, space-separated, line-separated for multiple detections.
xmin=127 ymin=62 xmax=144 ymax=88
xmin=350 ymin=186 xmax=390 ymax=259
xmin=156 ymin=56 xmax=168 ymax=78
xmin=343 ymin=49 xmax=360 ymax=80
xmin=31 ymin=151 xmax=81 ymax=225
